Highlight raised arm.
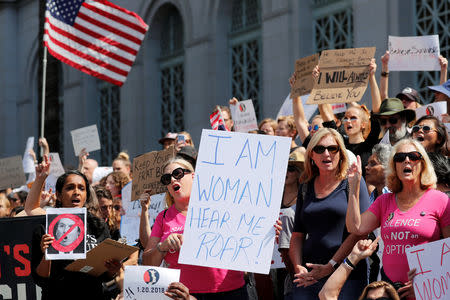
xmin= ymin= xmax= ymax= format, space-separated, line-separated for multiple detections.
xmin=439 ymin=55 xmax=448 ymax=84
xmin=290 ymin=74 xmax=310 ymax=143
xmin=369 ymin=58 xmax=382 ymax=113
xmin=139 ymin=190 xmax=152 ymax=249
xmin=38 ymin=137 xmax=50 ymax=157
xmin=23 ymin=155 xmax=51 ymax=216
xmin=379 ymin=51 xmax=389 ymax=101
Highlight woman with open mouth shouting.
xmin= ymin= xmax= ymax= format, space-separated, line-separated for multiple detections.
xmin=346 ymin=139 xmax=450 ymax=299
xmin=411 ymin=115 xmax=448 ymax=154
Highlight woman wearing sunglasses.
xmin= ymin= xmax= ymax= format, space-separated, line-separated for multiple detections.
xmin=346 ymin=139 xmax=450 ymax=299
xmin=289 ymin=128 xmax=370 ymax=299
xmin=411 ymin=115 xmax=448 ymax=154
xmin=142 ymin=158 xmax=248 ymax=299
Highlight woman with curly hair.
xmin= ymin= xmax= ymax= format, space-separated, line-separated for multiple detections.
xmin=105 ymin=171 xmax=130 ymax=229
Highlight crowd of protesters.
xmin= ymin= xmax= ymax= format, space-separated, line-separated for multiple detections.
xmin=0 ymin=51 xmax=449 ymax=300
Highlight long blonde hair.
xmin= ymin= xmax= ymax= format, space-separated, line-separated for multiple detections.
xmin=162 ymin=158 xmax=195 ymax=207
xmin=386 ymin=139 xmax=436 ymax=193
xmin=300 ymin=128 xmax=348 ymax=183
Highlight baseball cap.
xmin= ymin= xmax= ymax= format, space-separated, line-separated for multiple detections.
xmin=396 ymin=87 xmax=422 ymax=104
xmin=158 ymin=132 xmax=177 ymax=145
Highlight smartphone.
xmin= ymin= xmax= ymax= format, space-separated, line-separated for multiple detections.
xmin=177 ymin=134 xmax=186 ymax=143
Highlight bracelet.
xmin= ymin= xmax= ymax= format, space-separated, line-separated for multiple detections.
xmin=328 ymin=259 xmax=339 ymax=270
xmin=381 ymin=71 xmax=389 ymax=77
xmin=343 ymin=257 xmax=355 ymax=270
xmin=156 ymin=242 xmax=167 ymax=254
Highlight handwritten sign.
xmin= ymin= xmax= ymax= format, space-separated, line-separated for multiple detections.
xmin=178 ymin=130 xmax=291 ymax=274
xmin=70 ymin=125 xmax=101 ymax=156
xmin=49 ymin=153 xmax=65 ymax=177
xmin=406 ymin=237 xmax=450 ymax=300
xmin=332 ymin=103 xmax=347 ymax=114
xmin=0 ymin=156 xmax=26 ymax=190
xmin=415 ymin=102 xmax=447 ymax=121
xmin=124 ymin=266 xmax=180 ymax=300
xmin=306 ymin=47 xmax=376 ymax=105
xmin=277 ymin=94 xmax=317 ymax=121
xmin=46 ymin=207 xmax=87 ymax=260
xmin=22 ymin=137 xmax=35 ymax=173
xmin=230 ymin=100 xmax=258 ymax=132
xmin=388 ymin=35 xmax=440 ymax=71
xmin=131 ymin=146 xmax=175 ymax=201
xmin=291 ymin=53 xmax=320 ymax=98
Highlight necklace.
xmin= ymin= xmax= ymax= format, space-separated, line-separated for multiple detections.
xmin=283 ymin=194 xmax=297 ymax=207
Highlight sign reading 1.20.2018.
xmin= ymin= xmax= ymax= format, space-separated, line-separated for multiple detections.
xmin=179 ymin=130 xmax=291 ymax=274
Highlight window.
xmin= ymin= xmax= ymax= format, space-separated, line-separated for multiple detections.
xmin=160 ymin=7 xmax=184 ymax=136
xmin=313 ymin=1 xmax=353 ymax=52
xmin=230 ymin=0 xmax=261 ymax=118
xmin=414 ymin=0 xmax=450 ymax=102
xmin=98 ymin=82 xmax=120 ymax=166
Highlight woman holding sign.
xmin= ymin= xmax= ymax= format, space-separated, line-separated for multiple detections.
xmin=345 ymin=139 xmax=450 ymax=299
xmin=142 ymin=158 xmax=248 ymax=299
xmin=289 ymin=128 xmax=371 ymax=299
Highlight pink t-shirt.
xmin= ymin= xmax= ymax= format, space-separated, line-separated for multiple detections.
xmin=150 ymin=205 xmax=245 ymax=293
xmin=368 ymin=189 xmax=450 ymax=283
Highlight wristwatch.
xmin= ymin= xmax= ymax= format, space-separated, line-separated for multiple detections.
xmin=328 ymin=259 xmax=339 ymax=270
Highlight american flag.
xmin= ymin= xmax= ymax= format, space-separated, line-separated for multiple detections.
xmin=209 ymin=109 xmax=228 ymax=131
xmin=44 ymin=0 xmax=148 ymax=86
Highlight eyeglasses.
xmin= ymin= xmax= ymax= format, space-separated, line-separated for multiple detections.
xmin=160 ymin=167 xmax=191 ymax=185
xmin=312 ymin=145 xmax=339 ymax=154
xmin=393 ymin=151 xmax=423 ymax=163
xmin=113 ymin=205 xmax=122 ymax=211
xmin=379 ymin=117 xmax=399 ymax=126
xmin=343 ymin=116 xmax=358 ymax=123
xmin=411 ymin=125 xmax=436 ymax=134
xmin=308 ymin=124 xmax=319 ymax=132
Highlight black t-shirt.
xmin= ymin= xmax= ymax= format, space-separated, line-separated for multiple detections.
xmin=32 ymin=212 xmax=111 ymax=300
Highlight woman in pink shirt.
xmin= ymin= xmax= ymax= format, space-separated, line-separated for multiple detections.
xmin=142 ymin=158 xmax=247 ymax=299
xmin=345 ymin=138 xmax=450 ymax=299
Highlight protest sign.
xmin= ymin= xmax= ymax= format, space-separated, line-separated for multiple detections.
xmin=406 ymin=237 xmax=450 ymax=300
xmin=178 ymin=130 xmax=291 ymax=274
xmin=22 ymin=137 xmax=35 ymax=173
xmin=131 ymin=146 xmax=175 ymax=200
xmin=0 ymin=215 xmax=45 ymax=300
xmin=123 ymin=266 xmax=180 ymax=300
xmin=415 ymin=102 xmax=447 ymax=121
xmin=388 ymin=35 xmax=440 ymax=71
xmin=277 ymin=94 xmax=317 ymax=121
xmin=46 ymin=207 xmax=87 ymax=260
xmin=230 ymin=100 xmax=259 ymax=132
xmin=70 ymin=124 xmax=101 ymax=156
xmin=270 ymin=242 xmax=284 ymax=269
xmin=379 ymin=131 xmax=390 ymax=145
xmin=44 ymin=173 xmax=58 ymax=192
xmin=92 ymin=166 xmax=113 ymax=184
xmin=332 ymin=103 xmax=347 ymax=114
xmin=291 ymin=53 xmax=320 ymax=98
xmin=307 ymin=47 xmax=376 ymax=105
xmin=48 ymin=152 xmax=65 ymax=177
xmin=121 ymin=182 xmax=165 ymax=245
xmin=0 ymin=155 xmax=26 ymax=190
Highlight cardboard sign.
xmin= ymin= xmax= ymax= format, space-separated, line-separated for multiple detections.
xmin=46 ymin=207 xmax=87 ymax=260
xmin=131 ymin=146 xmax=175 ymax=200
xmin=406 ymin=237 xmax=450 ymax=300
xmin=291 ymin=53 xmax=320 ymax=98
xmin=307 ymin=47 xmax=376 ymax=104
xmin=65 ymin=239 xmax=139 ymax=277
xmin=22 ymin=137 xmax=35 ymax=173
xmin=121 ymin=182 xmax=165 ymax=245
xmin=70 ymin=124 xmax=101 ymax=156
xmin=124 ymin=266 xmax=180 ymax=300
xmin=415 ymin=102 xmax=447 ymax=121
xmin=0 ymin=155 xmax=26 ymax=190
xmin=277 ymin=94 xmax=317 ymax=122
xmin=230 ymin=100 xmax=259 ymax=132
xmin=178 ymin=130 xmax=291 ymax=274
xmin=48 ymin=152 xmax=65 ymax=177
xmin=388 ymin=35 xmax=440 ymax=71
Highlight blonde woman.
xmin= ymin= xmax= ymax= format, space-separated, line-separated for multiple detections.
xmin=346 ymin=139 xmax=450 ymax=299
xmin=289 ymin=128 xmax=370 ymax=299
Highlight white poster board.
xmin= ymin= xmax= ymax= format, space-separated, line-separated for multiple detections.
xmin=70 ymin=125 xmax=101 ymax=156
xmin=230 ymin=100 xmax=258 ymax=133
xmin=277 ymin=94 xmax=317 ymax=121
xmin=46 ymin=207 xmax=87 ymax=260
xmin=123 ymin=266 xmax=180 ymax=300
xmin=406 ymin=237 xmax=450 ymax=300
xmin=49 ymin=153 xmax=65 ymax=177
xmin=0 ymin=156 xmax=26 ymax=190
xmin=178 ymin=130 xmax=291 ymax=274
xmin=388 ymin=35 xmax=440 ymax=71
xmin=22 ymin=137 xmax=35 ymax=173
xmin=415 ymin=102 xmax=447 ymax=121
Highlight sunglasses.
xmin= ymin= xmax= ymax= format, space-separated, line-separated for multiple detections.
xmin=308 ymin=124 xmax=319 ymax=132
xmin=312 ymin=145 xmax=339 ymax=154
xmin=379 ymin=117 xmax=399 ymax=126
xmin=411 ymin=125 xmax=436 ymax=134
xmin=113 ymin=205 xmax=122 ymax=211
xmin=343 ymin=116 xmax=358 ymax=122
xmin=160 ymin=167 xmax=191 ymax=185
xmin=393 ymin=151 xmax=423 ymax=163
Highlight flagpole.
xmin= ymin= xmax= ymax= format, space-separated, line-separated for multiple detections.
xmin=40 ymin=46 xmax=48 ymax=157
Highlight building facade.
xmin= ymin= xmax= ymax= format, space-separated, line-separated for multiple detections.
xmin=0 ymin=0 xmax=448 ymax=167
